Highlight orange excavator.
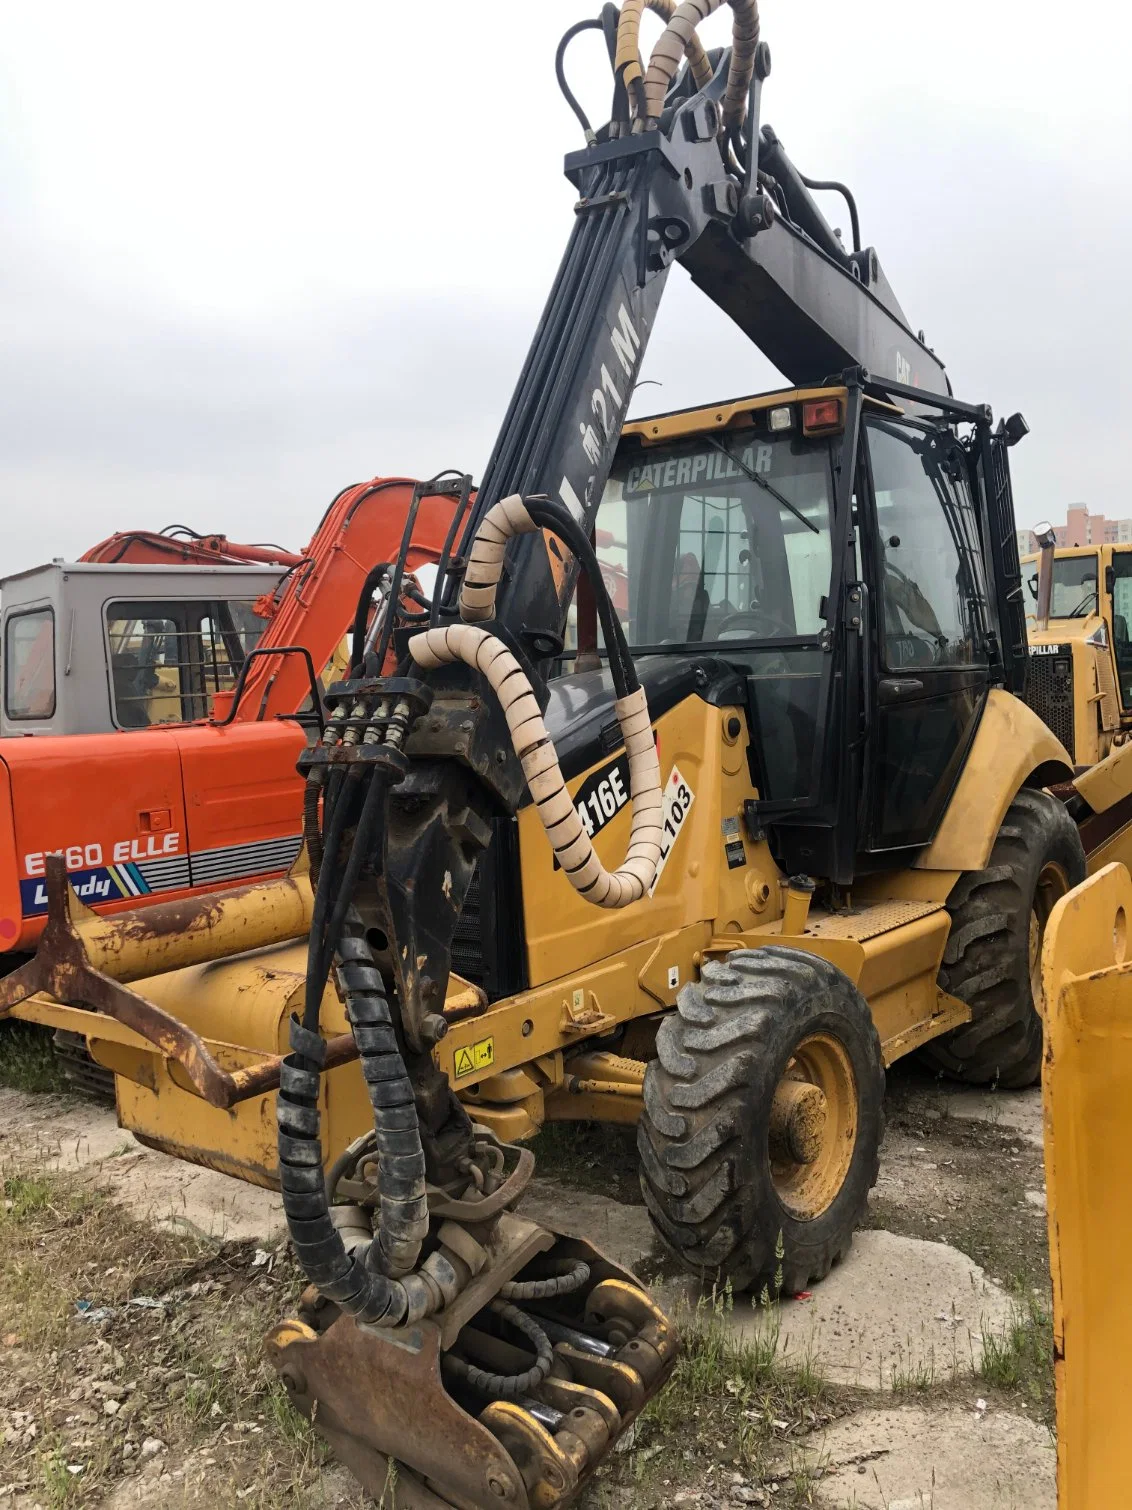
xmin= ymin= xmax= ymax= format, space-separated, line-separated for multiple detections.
xmin=0 ymin=475 xmax=466 ymax=963
xmin=79 ymin=523 xmax=305 ymax=569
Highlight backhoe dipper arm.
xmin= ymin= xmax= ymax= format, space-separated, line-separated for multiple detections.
xmin=280 ymin=0 xmax=943 ymax=1340
xmin=374 ymin=5 xmax=946 ymax=1060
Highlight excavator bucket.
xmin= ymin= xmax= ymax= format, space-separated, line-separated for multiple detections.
xmin=266 ymin=1230 xmax=676 ymax=1509
xmin=0 ymin=861 xmax=678 ymax=1508
xmin=1040 ymin=860 xmax=1132 ymax=1508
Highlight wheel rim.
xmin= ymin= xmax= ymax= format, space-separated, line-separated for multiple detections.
xmin=1029 ymin=861 xmax=1071 ymax=1009
xmin=769 ymin=1033 xmax=857 ymax=1221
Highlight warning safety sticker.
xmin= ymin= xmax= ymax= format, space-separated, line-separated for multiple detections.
xmin=453 ymin=1037 xmax=495 ymax=1079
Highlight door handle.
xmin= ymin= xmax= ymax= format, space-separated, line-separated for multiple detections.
xmin=878 ymin=676 xmax=925 ymax=701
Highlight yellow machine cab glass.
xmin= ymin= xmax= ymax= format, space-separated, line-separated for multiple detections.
xmin=1021 ymin=554 xmax=1098 ymax=619
xmin=595 ymin=426 xmax=835 ymax=650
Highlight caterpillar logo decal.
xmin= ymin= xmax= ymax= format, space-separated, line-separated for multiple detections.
xmin=454 ymin=1037 xmax=495 ymax=1079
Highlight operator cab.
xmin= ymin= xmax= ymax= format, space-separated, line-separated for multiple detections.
xmin=562 ymin=380 xmax=1024 ymax=882
xmin=0 ymin=561 xmax=283 ymax=737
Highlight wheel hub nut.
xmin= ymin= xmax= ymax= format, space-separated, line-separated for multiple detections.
xmin=769 ymin=1079 xmax=827 ymax=1164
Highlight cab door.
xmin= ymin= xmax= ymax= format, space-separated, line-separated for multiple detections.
xmin=1108 ymin=550 xmax=1132 ymax=715
xmin=862 ymin=416 xmax=994 ymax=852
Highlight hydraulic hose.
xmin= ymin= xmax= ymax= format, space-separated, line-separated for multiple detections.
xmin=616 ymin=0 xmax=714 ymax=117
xmin=409 ymin=496 xmax=663 ymax=909
xmin=500 ymin=1259 xmax=591 ymax=1301
xmin=277 ymin=913 xmax=438 ymax=1324
xmin=642 ymin=0 xmax=759 ymax=127
xmin=444 ymin=1301 xmax=555 ymax=1398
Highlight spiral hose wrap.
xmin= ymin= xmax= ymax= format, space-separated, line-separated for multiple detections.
xmin=409 ymin=495 xmax=663 ymax=909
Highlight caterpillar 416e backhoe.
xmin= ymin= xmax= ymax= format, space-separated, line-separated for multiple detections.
xmin=8 ymin=4 xmax=1132 ymax=1506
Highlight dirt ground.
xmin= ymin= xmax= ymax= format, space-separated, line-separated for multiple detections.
xmin=0 ymin=1038 xmax=1055 ymax=1510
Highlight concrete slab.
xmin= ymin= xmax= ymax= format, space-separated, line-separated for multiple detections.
xmin=0 ymin=1087 xmax=283 ymax=1243
xmin=943 ymin=1086 xmax=1043 ymax=1148
xmin=519 ymin=1176 xmax=660 ymax=1274
xmin=809 ymin=1403 xmax=1055 ymax=1509
xmin=671 ymin=1229 xmax=1015 ymax=1388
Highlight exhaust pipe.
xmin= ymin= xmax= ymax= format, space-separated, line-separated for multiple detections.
xmin=1034 ymin=522 xmax=1057 ymax=632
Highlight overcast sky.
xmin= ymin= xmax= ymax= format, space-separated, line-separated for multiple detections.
xmin=2 ymin=1 xmax=1130 ymax=573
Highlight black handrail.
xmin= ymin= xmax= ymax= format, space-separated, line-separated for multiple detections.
xmin=209 ymin=645 xmax=324 ymax=735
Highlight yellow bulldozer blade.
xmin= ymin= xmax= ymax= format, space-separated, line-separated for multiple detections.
xmin=1041 ymin=860 xmax=1132 ymax=1508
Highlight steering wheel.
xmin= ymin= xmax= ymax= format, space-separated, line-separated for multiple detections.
xmin=716 ymin=607 xmax=795 ymax=639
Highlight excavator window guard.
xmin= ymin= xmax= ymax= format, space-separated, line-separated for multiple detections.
xmin=105 ymin=597 xmax=266 ymax=727
xmin=4 ymin=605 xmax=56 ymax=720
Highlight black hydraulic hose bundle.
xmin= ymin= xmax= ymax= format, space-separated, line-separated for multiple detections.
xmin=444 ymin=1300 xmax=555 ymax=1398
xmin=277 ymin=901 xmax=428 ymax=1324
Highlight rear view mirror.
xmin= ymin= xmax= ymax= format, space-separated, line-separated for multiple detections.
xmin=1004 ymin=412 xmax=1030 ymax=447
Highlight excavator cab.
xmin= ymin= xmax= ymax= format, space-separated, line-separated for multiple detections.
xmin=1022 ymin=541 xmax=1132 ymax=762
xmin=0 ymin=560 xmax=282 ymax=737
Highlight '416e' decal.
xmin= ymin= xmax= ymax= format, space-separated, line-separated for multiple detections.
xmin=554 ymin=752 xmax=695 ymax=895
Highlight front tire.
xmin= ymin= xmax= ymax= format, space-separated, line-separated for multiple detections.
xmin=639 ymin=948 xmax=885 ymax=1295
xmin=921 ymin=788 xmax=1085 ymax=1088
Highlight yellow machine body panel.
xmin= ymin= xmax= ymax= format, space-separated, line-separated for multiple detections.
xmin=913 ymin=688 xmax=1073 ymax=873
xmin=518 ymin=693 xmax=779 ymax=990
xmin=1040 ymin=861 xmax=1132 ymax=1509
xmin=1022 ymin=543 xmax=1132 ymax=765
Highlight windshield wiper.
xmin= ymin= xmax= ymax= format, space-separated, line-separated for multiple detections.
xmin=1066 ymin=590 xmax=1098 ymax=618
xmin=706 ymin=438 xmax=819 ymax=534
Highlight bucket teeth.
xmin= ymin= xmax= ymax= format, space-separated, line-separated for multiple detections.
xmin=266 ymin=1215 xmax=678 ymax=1509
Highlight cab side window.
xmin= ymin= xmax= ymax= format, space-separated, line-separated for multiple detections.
xmin=868 ymin=420 xmax=989 ymax=670
xmin=105 ymin=598 xmax=266 ymax=727
xmin=1110 ymin=555 xmax=1132 ymax=704
xmin=4 ymin=608 xmax=56 ymax=720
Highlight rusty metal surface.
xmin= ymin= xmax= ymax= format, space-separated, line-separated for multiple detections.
xmin=21 ymin=858 xmax=312 ymax=985
xmin=0 ymin=856 xmax=356 ymax=1109
xmin=267 ymin=1316 xmax=531 ymax=1509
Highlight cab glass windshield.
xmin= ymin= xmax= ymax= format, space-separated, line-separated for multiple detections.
xmin=1021 ymin=554 xmax=1099 ymax=619
xmin=592 ymin=427 xmax=835 ymax=650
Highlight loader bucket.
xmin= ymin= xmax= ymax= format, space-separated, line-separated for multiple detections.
xmin=1041 ymin=860 xmax=1132 ymax=1508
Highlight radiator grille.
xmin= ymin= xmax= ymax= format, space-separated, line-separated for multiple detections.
xmin=451 ymin=863 xmax=484 ymax=987
xmin=1025 ymin=651 xmax=1075 ymax=758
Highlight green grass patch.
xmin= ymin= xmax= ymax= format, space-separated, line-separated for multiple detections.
xmin=979 ymin=1291 xmax=1055 ymax=1423
xmin=597 ymin=1276 xmax=830 ymax=1506
xmin=0 ymin=1022 xmax=67 ymax=1094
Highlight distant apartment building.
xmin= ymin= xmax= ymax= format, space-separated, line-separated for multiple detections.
xmin=1017 ymin=506 xmax=1132 ymax=557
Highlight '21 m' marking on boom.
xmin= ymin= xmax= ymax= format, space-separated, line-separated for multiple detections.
xmin=563 ymin=304 xmax=643 ymax=520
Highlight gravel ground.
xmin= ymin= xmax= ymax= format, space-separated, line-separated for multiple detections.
xmin=0 ymin=1047 xmax=1055 ymax=1509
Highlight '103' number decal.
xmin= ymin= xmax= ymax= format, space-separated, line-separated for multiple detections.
xmin=649 ymin=766 xmax=695 ymax=895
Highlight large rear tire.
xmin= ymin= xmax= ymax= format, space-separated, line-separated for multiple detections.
xmin=639 ymin=948 xmax=885 ymax=1295
xmin=921 ymin=787 xmax=1085 ymax=1088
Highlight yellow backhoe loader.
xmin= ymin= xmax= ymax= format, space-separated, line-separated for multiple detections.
xmin=6 ymin=5 xmax=1132 ymax=1507
xmin=1023 ymin=529 xmax=1132 ymax=765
